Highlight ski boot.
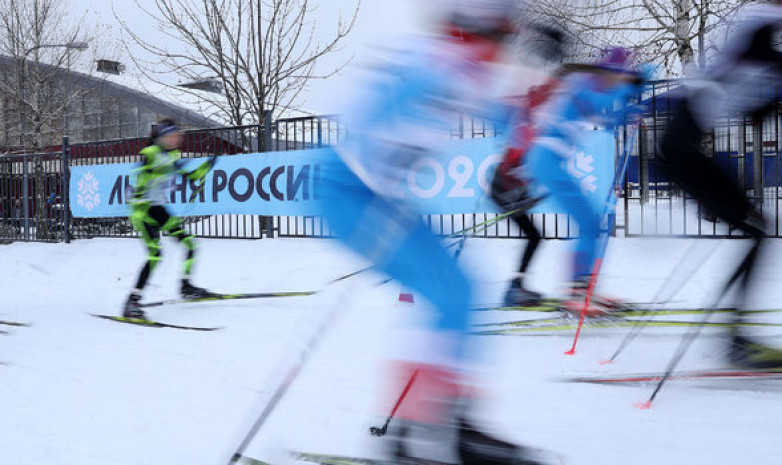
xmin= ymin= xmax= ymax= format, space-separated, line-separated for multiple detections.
xmin=728 ymin=334 xmax=782 ymax=370
xmin=377 ymin=363 xmax=556 ymax=465
xmin=122 ymin=293 xmax=147 ymax=320
xmin=380 ymin=415 xmax=554 ymax=465
xmin=503 ymin=277 xmax=543 ymax=307
xmin=181 ymin=279 xmax=218 ymax=299
xmin=560 ymin=280 xmax=613 ymax=318
xmin=459 ymin=417 xmax=553 ymax=465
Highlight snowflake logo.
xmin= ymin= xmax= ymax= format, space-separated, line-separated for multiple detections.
xmin=564 ymin=150 xmax=597 ymax=194
xmin=76 ymin=171 xmax=101 ymax=212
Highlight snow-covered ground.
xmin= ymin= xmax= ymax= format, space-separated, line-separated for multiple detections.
xmin=1 ymin=236 xmax=781 ymax=465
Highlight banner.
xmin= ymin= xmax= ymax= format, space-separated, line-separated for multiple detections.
xmin=69 ymin=132 xmax=615 ymax=218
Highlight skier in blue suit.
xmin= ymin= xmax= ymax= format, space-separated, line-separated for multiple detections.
xmin=523 ymin=47 xmax=644 ymax=315
xmin=318 ymin=1 xmax=553 ymax=464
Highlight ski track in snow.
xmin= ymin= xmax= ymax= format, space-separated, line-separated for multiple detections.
xmin=1 ymin=237 xmax=780 ymax=465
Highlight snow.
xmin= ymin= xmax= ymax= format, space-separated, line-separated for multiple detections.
xmin=1 ymin=235 xmax=781 ymax=465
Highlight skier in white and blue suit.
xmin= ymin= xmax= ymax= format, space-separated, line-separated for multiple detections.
xmin=523 ymin=47 xmax=645 ymax=315
xmin=317 ymin=1 xmax=553 ymax=464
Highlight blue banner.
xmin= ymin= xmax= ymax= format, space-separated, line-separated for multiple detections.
xmin=69 ymin=132 xmax=615 ymax=218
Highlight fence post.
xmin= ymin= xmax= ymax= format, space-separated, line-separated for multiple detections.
xmin=22 ymin=156 xmax=29 ymax=241
xmin=639 ymin=122 xmax=648 ymax=205
xmin=263 ymin=110 xmax=273 ymax=152
xmin=317 ymin=118 xmax=323 ymax=148
xmin=61 ymin=136 xmax=71 ymax=243
xmin=738 ymin=117 xmax=747 ymax=190
xmin=263 ymin=109 xmax=275 ymax=238
xmin=752 ymin=119 xmax=763 ymax=208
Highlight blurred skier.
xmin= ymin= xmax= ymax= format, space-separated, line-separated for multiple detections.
xmin=656 ymin=1 xmax=782 ymax=369
xmin=491 ymin=25 xmax=567 ymax=307
xmin=491 ymin=92 xmax=548 ymax=307
xmin=319 ymin=1 xmax=554 ymax=464
xmin=122 ymin=119 xmax=216 ymax=320
xmin=522 ymin=47 xmax=645 ymax=315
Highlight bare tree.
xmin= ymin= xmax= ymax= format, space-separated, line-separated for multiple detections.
xmin=0 ymin=0 xmax=106 ymax=151
xmin=119 ymin=0 xmax=360 ymax=128
xmin=0 ymin=0 xmax=109 ymax=239
xmin=526 ymin=0 xmax=753 ymax=75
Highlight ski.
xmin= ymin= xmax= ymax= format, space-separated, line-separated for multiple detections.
xmin=295 ymin=453 xmax=380 ymax=465
xmin=90 ymin=314 xmax=221 ymax=331
xmin=474 ymin=308 xmax=736 ymax=326
xmin=241 ymin=452 xmax=379 ymax=465
xmin=565 ymin=369 xmax=782 ymax=386
xmin=0 ymin=319 xmax=28 ymax=327
xmin=473 ymin=318 xmax=782 ymax=335
xmin=139 ymin=290 xmax=316 ymax=308
xmin=474 ymin=302 xmax=782 ymax=315
xmin=474 ymin=315 xmax=566 ymax=328
xmin=473 ymin=298 xmax=563 ymax=312
xmin=474 ymin=308 xmax=782 ymax=328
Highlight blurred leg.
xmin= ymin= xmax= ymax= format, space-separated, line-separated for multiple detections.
xmin=528 ymin=144 xmax=600 ymax=281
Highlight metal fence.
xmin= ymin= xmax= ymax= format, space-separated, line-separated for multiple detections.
xmin=61 ymin=115 xmax=349 ymax=241
xmin=5 ymin=85 xmax=782 ymax=244
xmin=0 ymin=150 xmax=69 ymax=243
xmin=623 ymin=80 xmax=782 ymax=238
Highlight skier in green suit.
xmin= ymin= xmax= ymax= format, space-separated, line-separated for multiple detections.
xmin=122 ymin=119 xmax=216 ymax=319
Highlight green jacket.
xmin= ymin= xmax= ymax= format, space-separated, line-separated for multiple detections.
xmin=131 ymin=145 xmax=213 ymax=208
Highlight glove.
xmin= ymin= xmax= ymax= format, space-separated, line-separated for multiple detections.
xmin=631 ymin=63 xmax=656 ymax=87
xmin=186 ymin=156 xmax=217 ymax=181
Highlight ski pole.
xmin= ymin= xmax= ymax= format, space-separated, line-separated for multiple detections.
xmin=637 ymin=308 xmax=719 ymax=409
xmin=450 ymin=192 xmax=547 ymax=241
xmin=637 ymin=241 xmax=758 ymax=408
xmin=188 ymin=155 xmax=218 ymax=203
xmin=368 ymin=368 xmax=420 ymax=437
xmin=329 ymin=266 xmax=373 ymax=284
xmin=597 ymin=123 xmax=640 ymax=261
xmin=331 ymin=206 xmax=528 ymax=285
xmin=564 ymin=258 xmax=602 ymax=355
xmin=450 ymin=199 xmax=487 ymax=262
xmin=445 ymin=207 xmax=523 ymax=240
xmin=601 ymin=239 xmax=722 ymax=364
xmin=374 ymin=199 xmax=496 ymax=432
xmin=565 ymin=123 xmax=639 ymax=355
xmin=224 ymin=283 xmax=357 ymax=464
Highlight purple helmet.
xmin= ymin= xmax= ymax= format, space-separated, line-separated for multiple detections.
xmin=596 ymin=46 xmax=633 ymax=73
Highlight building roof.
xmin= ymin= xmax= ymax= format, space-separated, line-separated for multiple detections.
xmin=0 ymin=54 xmax=230 ymax=128
xmin=85 ymin=67 xmax=229 ymax=128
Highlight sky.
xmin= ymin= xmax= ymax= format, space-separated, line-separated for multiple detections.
xmin=71 ymin=0 xmax=429 ymax=115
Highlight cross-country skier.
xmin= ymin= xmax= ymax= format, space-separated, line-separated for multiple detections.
xmin=490 ymin=24 xmax=569 ymax=308
xmin=318 ymin=1 xmax=554 ymax=464
xmin=522 ymin=47 xmax=645 ymax=315
xmin=656 ymin=2 xmax=782 ymax=369
xmin=491 ymin=81 xmax=557 ymax=307
xmin=122 ymin=119 xmax=216 ymax=320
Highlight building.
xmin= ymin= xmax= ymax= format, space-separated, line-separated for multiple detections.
xmin=0 ymin=55 xmax=226 ymax=151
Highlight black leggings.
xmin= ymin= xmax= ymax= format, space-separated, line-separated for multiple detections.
xmin=511 ymin=213 xmax=542 ymax=274
xmin=658 ymin=103 xmax=764 ymax=309
xmin=133 ymin=205 xmax=196 ymax=290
